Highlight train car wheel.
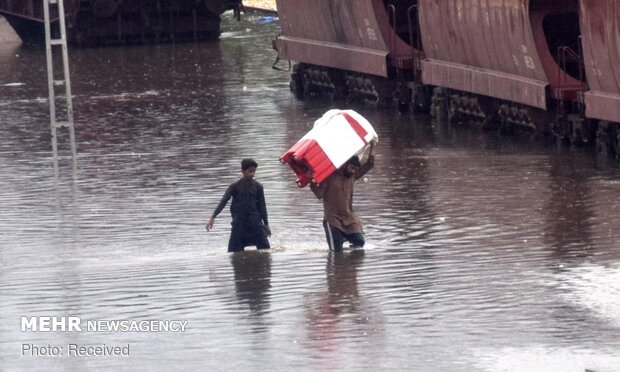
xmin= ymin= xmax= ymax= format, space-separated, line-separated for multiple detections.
xmin=447 ymin=98 xmax=465 ymax=125
xmin=289 ymin=64 xmax=305 ymax=100
xmin=290 ymin=74 xmax=304 ymax=100
xmin=301 ymin=73 xmax=315 ymax=98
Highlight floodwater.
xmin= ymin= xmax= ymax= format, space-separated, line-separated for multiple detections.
xmin=1 ymin=13 xmax=620 ymax=372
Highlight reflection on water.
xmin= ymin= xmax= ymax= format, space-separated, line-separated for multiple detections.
xmin=305 ymin=251 xmax=366 ymax=352
xmin=1 ymin=12 xmax=620 ymax=372
xmin=231 ymin=251 xmax=271 ymax=316
xmin=544 ymin=153 xmax=594 ymax=259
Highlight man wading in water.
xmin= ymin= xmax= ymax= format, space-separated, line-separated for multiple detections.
xmin=206 ymin=158 xmax=271 ymax=252
xmin=310 ymin=141 xmax=376 ymax=252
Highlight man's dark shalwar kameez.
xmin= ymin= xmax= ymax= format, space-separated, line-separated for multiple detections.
xmin=211 ymin=178 xmax=270 ymax=252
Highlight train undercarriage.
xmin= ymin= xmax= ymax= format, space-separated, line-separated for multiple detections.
xmin=289 ymin=63 xmax=620 ymax=157
xmin=290 ymin=63 xmax=400 ymax=107
xmin=429 ymin=87 xmax=620 ymax=156
xmin=290 ymin=62 xmax=428 ymax=112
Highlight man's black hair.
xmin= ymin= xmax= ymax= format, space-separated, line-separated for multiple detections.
xmin=241 ymin=158 xmax=258 ymax=170
xmin=345 ymin=155 xmax=361 ymax=168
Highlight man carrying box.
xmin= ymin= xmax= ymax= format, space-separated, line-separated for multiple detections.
xmin=310 ymin=140 xmax=376 ymax=252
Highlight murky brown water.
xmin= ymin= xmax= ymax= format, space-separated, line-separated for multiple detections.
xmin=1 ymin=13 xmax=620 ymax=372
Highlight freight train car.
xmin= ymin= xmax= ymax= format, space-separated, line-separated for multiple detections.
xmin=0 ymin=0 xmax=242 ymax=45
xmin=420 ymin=1 xmax=582 ymax=129
xmin=273 ymin=0 xmax=620 ymax=156
xmin=580 ymin=0 xmax=620 ymax=155
xmin=274 ymin=0 xmax=424 ymax=108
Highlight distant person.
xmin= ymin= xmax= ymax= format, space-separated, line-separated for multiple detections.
xmin=206 ymin=158 xmax=271 ymax=252
xmin=310 ymin=141 xmax=376 ymax=251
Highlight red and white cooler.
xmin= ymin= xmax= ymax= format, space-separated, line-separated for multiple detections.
xmin=280 ymin=109 xmax=378 ymax=187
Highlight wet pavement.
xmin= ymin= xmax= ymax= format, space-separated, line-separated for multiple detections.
xmin=1 ymin=12 xmax=620 ymax=372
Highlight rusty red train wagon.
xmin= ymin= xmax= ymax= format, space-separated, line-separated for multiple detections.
xmin=0 ymin=0 xmax=242 ymax=45
xmin=275 ymin=0 xmax=422 ymax=107
xmin=273 ymin=0 xmax=620 ymax=156
xmin=580 ymin=0 xmax=620 ymax=153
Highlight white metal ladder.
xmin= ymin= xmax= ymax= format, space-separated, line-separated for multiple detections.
xmin=43 ymin=0 xmax=77 ymax=185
